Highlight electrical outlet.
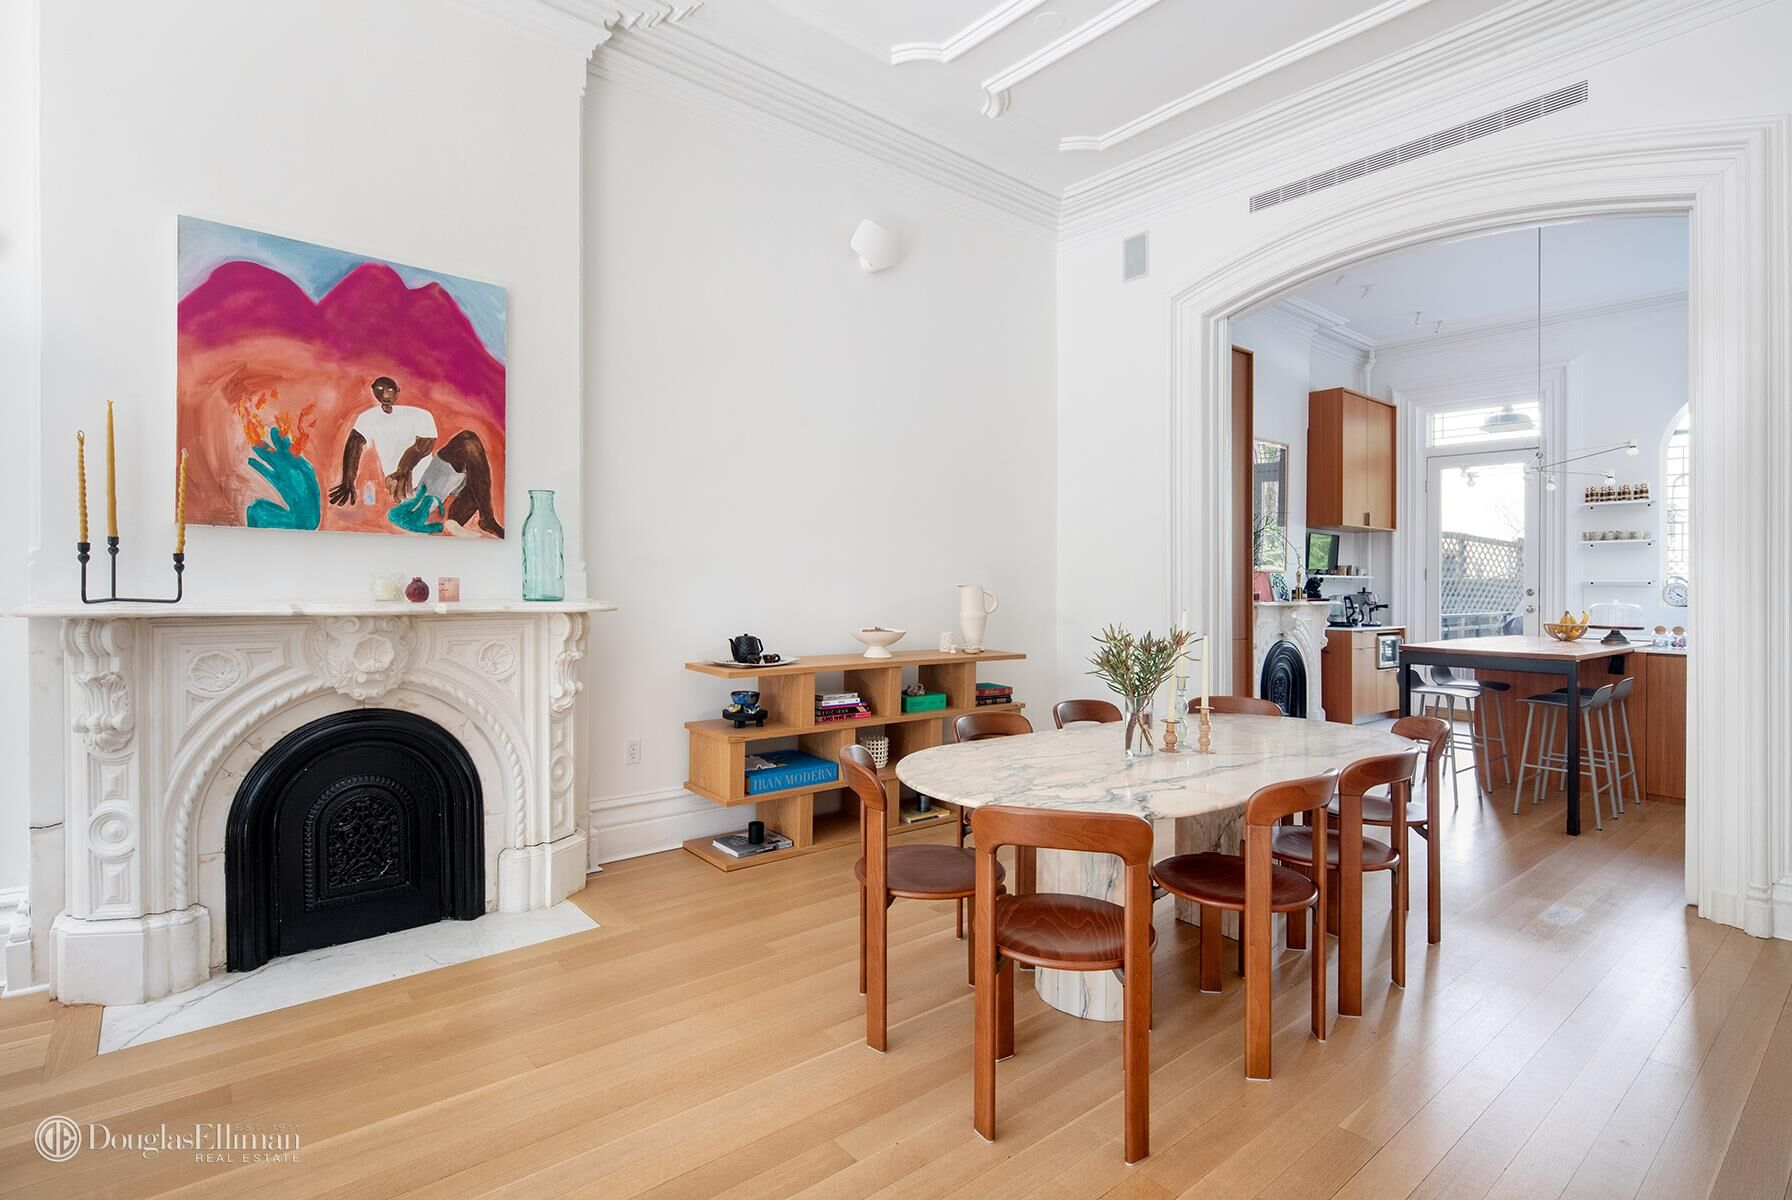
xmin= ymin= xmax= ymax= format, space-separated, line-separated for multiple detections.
xmin=624 ymin=738 xmax=643 ymax=766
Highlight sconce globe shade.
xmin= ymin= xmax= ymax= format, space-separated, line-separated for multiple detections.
xmin=851 ymin=219 xmax=903 ymax=273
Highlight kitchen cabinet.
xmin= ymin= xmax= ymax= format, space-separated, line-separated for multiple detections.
xmin=1322 ymin=626 xmax=1403 ymax=724
xmin=1641 ymin=651 xmax=1687 ymax=801
xmin=1308 ymin=387 xmax=1397 ymax=531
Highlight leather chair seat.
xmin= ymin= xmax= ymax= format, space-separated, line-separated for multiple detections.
xmin=992 ymin=892 xmax=1157 ymax=969
xmin=1152 ymin=852 xmax=1318 ymax=911
xmin=1270 ymin=827 xmax=1398 ymax=871
xmin=854 ymin=844 xmax=999 ymax=899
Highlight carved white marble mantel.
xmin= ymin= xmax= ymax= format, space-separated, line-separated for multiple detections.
xmin=1252 ymin=600 xmax=1330 ymax=720
xmin=17 ymin=599 xmax=615 ymax=1006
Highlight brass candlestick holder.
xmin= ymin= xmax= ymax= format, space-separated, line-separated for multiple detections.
xmin=1196 ymin=706 xmax=1213 ymax=754
xmin=77 ymin=538 xmax=185 ymax=604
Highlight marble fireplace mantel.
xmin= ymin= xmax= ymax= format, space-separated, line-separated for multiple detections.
xmin=14 ymin=598 xmax=615 ymax=1005
xmin=1251 ymin=600 xmax=1328 ymax=720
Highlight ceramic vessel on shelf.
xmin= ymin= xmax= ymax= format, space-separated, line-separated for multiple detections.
xmin=853 ymin=626 xmax=906 ymax=658
xmin=405 ymin=576 xmax=430 ymax=603
xmin=521 ymin=489 xmax=564 ymax=601
xmin=958 ymin=583 xmax=999 ymax=651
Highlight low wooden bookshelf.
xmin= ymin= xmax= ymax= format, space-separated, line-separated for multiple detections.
xmin=681 ymin=649 xmax=1026 ymax=871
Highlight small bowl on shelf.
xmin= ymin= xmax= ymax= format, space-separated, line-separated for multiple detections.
xmin=852 ymin=626 xmax=907 ymax=659
xmin=1543 ymin=621 xmax=1590 ymax=642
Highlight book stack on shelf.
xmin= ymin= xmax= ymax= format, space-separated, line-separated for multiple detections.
xmin=975 ymin=682 xmax=1015 ymax=706
xmin=814 ymin=691 xmax=871 ymax=723
xmin=710 ymin=829 xmax=795 ymax=858
xmin=680 ymin=648 xmax=1027 ymax=872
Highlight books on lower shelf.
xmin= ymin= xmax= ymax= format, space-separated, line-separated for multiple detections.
xmin=711 ymin=830 xmax=795 ymax=857
xmin=900 ymin=804 xmax=952 ymax=825
xmin=744 ymin=750 xmax=839 ymax=795
xmin=975 ymin=682 xmax=1014 ymax=706
xmin=815 ymin=692 xmax=872 ymax=722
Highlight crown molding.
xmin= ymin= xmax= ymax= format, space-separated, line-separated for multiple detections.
xmin=451 ymin=0 xmax=702 ymax=54
xmin=980 ymin=0 xmax=1167 ymax=118
xmin=1060 ymin=0 xmax=1436 ymax=152
xmin=1237 ymin=296 xmax=1374 ymax=373
xmin=590 ymin=27 xmax=1059 ymax=233
xmin=1366 ymin=288 xmax=1688 ymax=359
xmin=892 ymin=0 xmax=1047 ymax=66
xmin=1057 ymin=0 xmax=1770 ymax=244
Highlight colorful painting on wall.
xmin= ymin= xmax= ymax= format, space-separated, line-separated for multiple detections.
xmin=177 ymin=216 xmax=507 ymax=538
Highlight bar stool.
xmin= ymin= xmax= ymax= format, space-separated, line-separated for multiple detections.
xmin=1405 ymin=667 xmax=1511 ymax=802
xmin=970 ymin=805 xmax=1156 ymax=1162
xmin=1513 ymin=682 xmax=1619 ymax=829
xmin=843 ymin=745 xmax=999 ymax=1052
xmin=1152 ymin=770 xmax=1338 ymax=1079
xmin=1527 ymin=676 xmax=1641 ymax=814
xmin=1053 ymin=698 xmax=1122 ymax=728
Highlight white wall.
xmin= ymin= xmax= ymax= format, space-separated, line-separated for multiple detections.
xmin=1376 ymin=296 xmax=1690 ymax=634
xmin=582 ymin=77 xmax=1058 ymax=860
xmin=1053 ymin=1 xmax=1792 ymax=701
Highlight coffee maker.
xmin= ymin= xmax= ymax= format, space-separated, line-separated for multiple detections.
xmin=1342 ymin=586 xmax=1389 ymax=627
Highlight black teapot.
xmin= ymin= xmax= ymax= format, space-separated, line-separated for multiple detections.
xmin=728 ymin=634 xmax=781 ymax=665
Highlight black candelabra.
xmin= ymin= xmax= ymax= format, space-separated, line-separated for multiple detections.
xmin=77 ymin=537 xmax=185 ymax=604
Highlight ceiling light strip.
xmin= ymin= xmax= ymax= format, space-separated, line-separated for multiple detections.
xmin=1248 ymin=80 xmax=1588 ymax=213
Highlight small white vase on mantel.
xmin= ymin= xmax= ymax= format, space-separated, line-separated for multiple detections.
xmin=958 ymin=583 xmax=999 ymax=651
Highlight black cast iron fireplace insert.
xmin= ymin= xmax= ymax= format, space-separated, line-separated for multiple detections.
xmin=225 ymin=709 xmax=483 ymax=972
xmin=1258 ymin=640 xmax=1308 ymax=718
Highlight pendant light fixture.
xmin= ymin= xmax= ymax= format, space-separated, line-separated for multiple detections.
xmin=1484 ymin=228 xmax=1545 ymax=436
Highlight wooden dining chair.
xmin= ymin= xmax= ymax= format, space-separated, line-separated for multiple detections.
xmin=949 ymin=710 xmax=1036 ymax=936
xmin=1053 ymin=698 xmax=1122 ymax=728
xmin=970 ymin=804 xmax=1156 ymax=1163
xmin=843 ymin=745 xmax=1001 ymax=1052
xmin=1330 ymin=716 xmax=1448 ymax=944
xmin=1152 ymin=770 xmax=1339 ymax=1079
xmin=1271 ymin=749 xmax=1420 ymax=1014
xmin=1190 ymin=695 xmax=1282 ymax=717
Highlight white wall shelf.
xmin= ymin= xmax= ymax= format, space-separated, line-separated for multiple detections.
xmin=1581 ymin=499 xmax=1654 ymax=509
xmin=1581 ymin=540 xmax=1655 ymax=547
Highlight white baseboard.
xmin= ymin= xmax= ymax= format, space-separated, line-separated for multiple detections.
xmin=587 ymin=788 xmax=738 ymax=866
xmin=0 ymin=887 xmax=25 ymax=993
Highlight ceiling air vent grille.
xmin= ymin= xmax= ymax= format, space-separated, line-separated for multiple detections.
xmin=1249 ymin=81 xmax=1588 ymax=214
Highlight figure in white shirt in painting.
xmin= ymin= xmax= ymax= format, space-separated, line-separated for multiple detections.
xmin=327 ymin=376 xmax=503 ymax=537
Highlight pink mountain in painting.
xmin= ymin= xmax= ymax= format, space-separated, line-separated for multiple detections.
xmin=178 ymin=260 xmax=505 ymax=419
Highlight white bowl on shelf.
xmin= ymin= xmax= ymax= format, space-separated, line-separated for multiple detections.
xmin=853 ymin=626 xmax=906 ymax=658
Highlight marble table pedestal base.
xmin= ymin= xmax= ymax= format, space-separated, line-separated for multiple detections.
xmin=1031 ymin=809 xmax=1288 ymax=1022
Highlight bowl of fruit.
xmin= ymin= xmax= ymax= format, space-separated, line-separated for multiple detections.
xmin=1543 ymin=611 xmax=1591 ymax=641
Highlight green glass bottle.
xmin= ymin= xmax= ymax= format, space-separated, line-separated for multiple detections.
xmin=521 ymin=489 xmax=564 ymax=601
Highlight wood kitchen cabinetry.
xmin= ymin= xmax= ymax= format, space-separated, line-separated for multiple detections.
xmin=1308 ymin=387 xmax=1397 ymax=531
xmin=1322 ymin=626 xmax=1403 ymax=724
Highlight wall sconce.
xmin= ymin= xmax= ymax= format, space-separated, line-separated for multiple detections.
xmin=850 ymin=219 xmax=903 ymax=273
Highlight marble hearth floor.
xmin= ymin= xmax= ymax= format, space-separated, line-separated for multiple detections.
xmin=97 ymin=902 xmax=596 ymax=1053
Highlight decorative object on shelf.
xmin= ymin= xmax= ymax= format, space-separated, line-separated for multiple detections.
xmin=1086 ymin=623 xmax=1194 ymax=759
xmin=1672 ymin=625 xmax=1688 ymax=650
xmin=901 ymin=688 xmax=947 ymax=713
xmin=177 ymin=217 xmax=507 ymax=539
xmin=958 ymin=583 xmax=999 ymax=652
xmin=1269 ymin=572 xmax=1290 ymax=602
xmin=405 ymin=576 xmax=430 ymax=603
xmin=1663 ymin=576 xmax=1689 ymax=608
xmin=1252 ymin=571 xmax=1272 ymax=601
xmin=722 ymin=689 xmax=768 ymax=728
xmin=521 ymin=489 xmax=564 ymax=601
xmin=725 ymin=634 xmax=783 ymax=666
xmin=860 ymin=731 xmax=890 ymax=768
xmin=939 ymin=631 xmax=958 ymax=653
xmin=711 ymin=827 xmax=792 ymax=858
xmin=437 ymin=576 xmax=461 ymax=603
xmin=73 ymin=405 xmax=188 ymax=604
xmin=370 ymin=573 xmax=403 ymax=601
xmin=852 ymin=625 xmax=906 ymax=659
xmin=1303 ymin=575 xmax=1325 ymax=600
xmin=747 ymin=820 xmax=765 ymax=845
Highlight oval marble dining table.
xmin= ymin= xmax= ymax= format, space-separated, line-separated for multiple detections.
xmin=896 ymin=715 xmax=1410 ymax=1022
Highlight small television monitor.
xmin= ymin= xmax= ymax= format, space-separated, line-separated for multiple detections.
xmin=1306 ymin=531 xmax=1340 ymax=575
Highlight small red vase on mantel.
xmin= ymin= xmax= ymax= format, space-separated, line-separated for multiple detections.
xmin=405 ymin=576 xmax=430 ymax=603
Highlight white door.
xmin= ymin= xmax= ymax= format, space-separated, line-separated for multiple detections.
xmin=1425 ymin=450 xmax=1541 ymax=640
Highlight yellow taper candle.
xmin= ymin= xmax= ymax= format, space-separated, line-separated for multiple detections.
xmin=105 ymin=401 xmax=118 ymax=538
xmin=76 ymin=432 xmax=89 ymax=542
xmin=175 ymin=449 xmax=188 ymax=553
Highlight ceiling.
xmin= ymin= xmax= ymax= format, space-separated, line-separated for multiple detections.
xmin=675 ymin=0 xmax=1503 ymax=192
xmin=1277 ymin=217 xmax=1690 ymax=345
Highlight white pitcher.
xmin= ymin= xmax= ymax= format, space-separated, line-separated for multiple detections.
xmin=958 ymin=584 xmax=999 ymax=651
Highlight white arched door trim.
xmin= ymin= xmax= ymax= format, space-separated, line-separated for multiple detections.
xmin=1166 ymin=118 xmax=1788 ymax=938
